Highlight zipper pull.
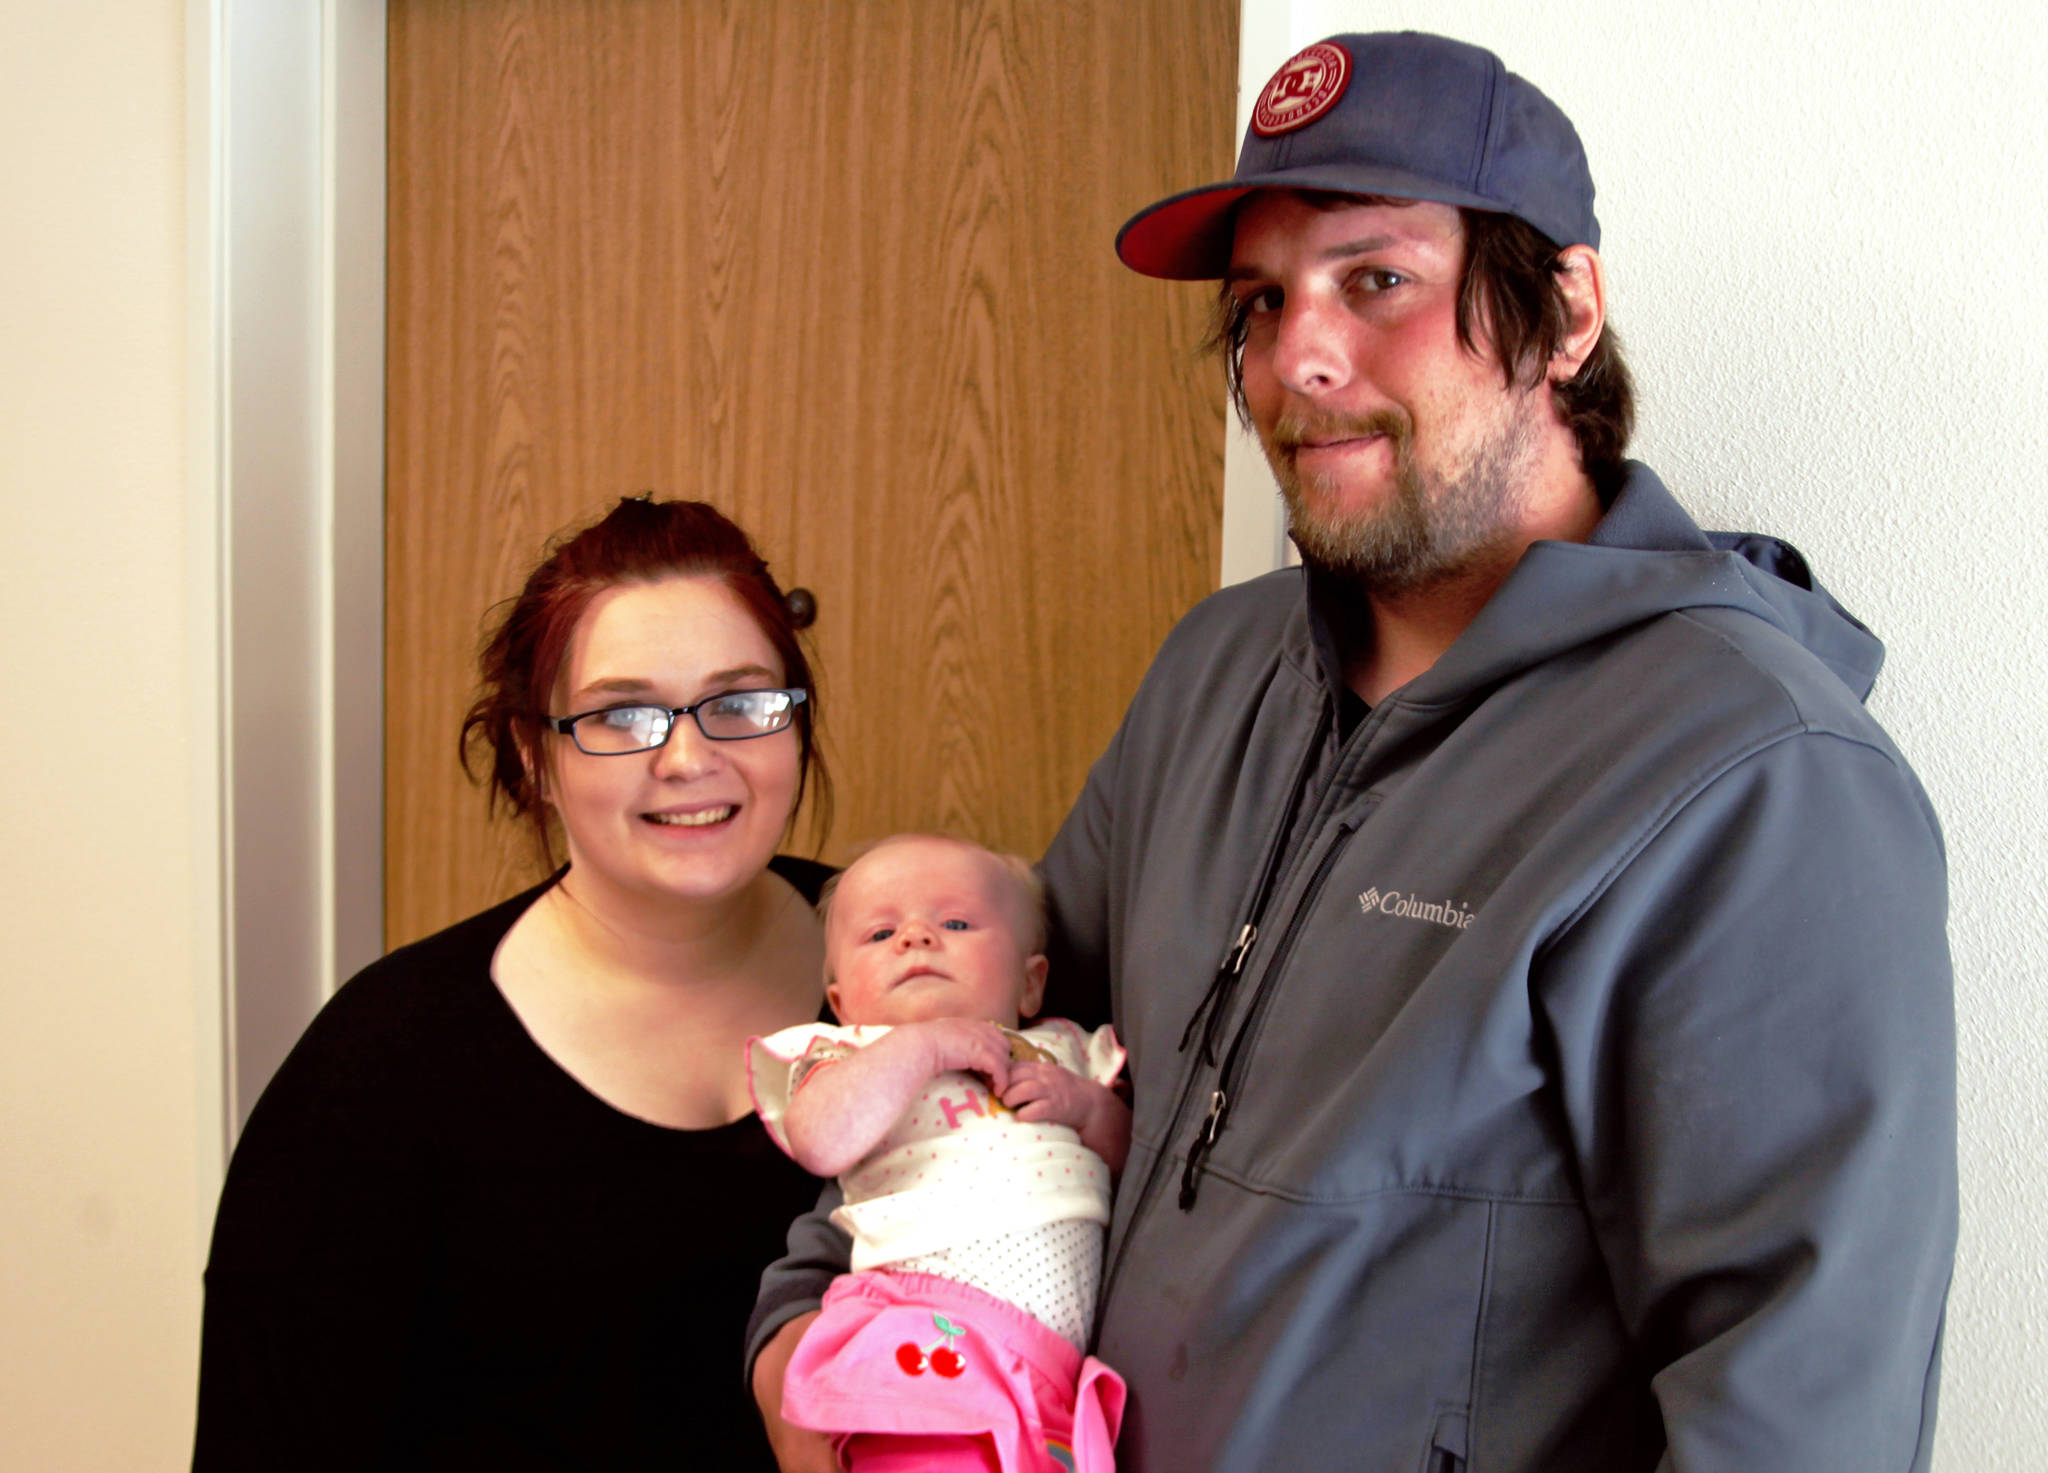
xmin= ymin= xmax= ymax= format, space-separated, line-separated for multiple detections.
xmin=1179 ymin=1089 xmax=1229 ymax=1210
xmin=1223 ymin=923 xmax=1256 ymax=974
xmin=1197 ymin=925 xmax=1257 ymax=1062
xmin=1178 ymin=923 xmax=1258 ymax=1060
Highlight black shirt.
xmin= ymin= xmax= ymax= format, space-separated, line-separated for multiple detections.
xmin=194 ymin=858 xmax=832 ymax=1471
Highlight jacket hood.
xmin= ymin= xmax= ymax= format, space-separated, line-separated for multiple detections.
xmin=1356 ymin=462 xmax=1887 ymax=708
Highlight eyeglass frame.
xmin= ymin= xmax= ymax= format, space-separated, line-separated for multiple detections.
xmin=540 ymin=687 xmax=808 ymax=755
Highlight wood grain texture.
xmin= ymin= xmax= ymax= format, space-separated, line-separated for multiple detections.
xmin=386 ymin=0 xmax=1236 ymax=947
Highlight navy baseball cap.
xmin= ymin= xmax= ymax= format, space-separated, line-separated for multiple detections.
xmin=1117 ymin=32 xmax=1599 ymax=280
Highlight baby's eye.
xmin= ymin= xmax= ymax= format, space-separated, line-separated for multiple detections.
xmin=942 ymin=919 xmax=971 ymax=931
xmin=864 ymin=926 xmax=895 ymax=943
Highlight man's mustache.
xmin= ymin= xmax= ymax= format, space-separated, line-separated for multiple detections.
xmin=1266 ymin=408 xmax=1410 ymax=453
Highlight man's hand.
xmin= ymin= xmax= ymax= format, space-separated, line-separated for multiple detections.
xmin=751 ymin=1311 xmax=838 ymax=1473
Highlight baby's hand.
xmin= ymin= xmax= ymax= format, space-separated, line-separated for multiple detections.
xmin=1002 ymin=1061 xmax=1094 ymax=1128
xmin=895 ymin=1017 xmax=1013 ymax=1094
xmin=1002 ymin=1062 xmax=1132 ymax=1174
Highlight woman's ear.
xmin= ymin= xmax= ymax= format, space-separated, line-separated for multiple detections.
xmin=1549 ymin=244 xmax=1607 ymax=383
xmin=518 ymin=731 xmax=548 ymax=804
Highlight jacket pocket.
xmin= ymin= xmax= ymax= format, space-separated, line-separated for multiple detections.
xmin=1422 ymin=1406 xmax=1467 ymax=1473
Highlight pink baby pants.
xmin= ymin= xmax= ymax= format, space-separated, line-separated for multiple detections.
xmin=781 ymin=1270 xmax=1125 ymax=1473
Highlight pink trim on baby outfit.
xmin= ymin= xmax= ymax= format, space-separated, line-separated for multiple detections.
xmin=782 ymin=1271 xmax=1124 ymax=1473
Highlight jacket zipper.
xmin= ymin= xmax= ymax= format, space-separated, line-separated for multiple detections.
xmin=1179 ymin=821 xmax=1357 ymax=1209
xmin=1097 ymin=690 xmax=1385 ymax=1312
xmin=1099 ymin=710 xmax=1333 ymax=1310
xmin=1176 ymin=722 xmax=1331 ymax=1066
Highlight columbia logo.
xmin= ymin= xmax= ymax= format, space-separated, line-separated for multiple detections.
xmin=1359 ymin=887 xmax=1477 ymax=930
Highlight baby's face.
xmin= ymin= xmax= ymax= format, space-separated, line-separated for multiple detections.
xmin=825 ymin=837 xmax=1047 ymax=1028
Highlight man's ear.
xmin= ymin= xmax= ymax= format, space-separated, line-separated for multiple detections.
xmin=1018 ymin=954 xmax=1050 ymax=1021
xmin=1549 ymin=244 xmax=1607 ymax=383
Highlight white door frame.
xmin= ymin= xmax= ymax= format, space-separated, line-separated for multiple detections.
xmin=188 ymin=0 xmax=386 ymax=1164
xmin=1219 ymin=3 xmax=1301 ymax=583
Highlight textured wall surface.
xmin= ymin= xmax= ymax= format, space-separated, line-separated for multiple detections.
xmin=0 ymin=1 xmax=208 ymax=1468
xmin=1241 ymin=2 xmax=2048 ymax=1467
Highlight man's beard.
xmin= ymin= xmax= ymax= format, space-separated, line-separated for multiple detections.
xmin=1264 ymin=403 xmax=1539 ymax=596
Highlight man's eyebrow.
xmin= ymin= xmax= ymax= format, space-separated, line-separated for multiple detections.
xmin=1224 ymin=234 xmax=1411 ymax=286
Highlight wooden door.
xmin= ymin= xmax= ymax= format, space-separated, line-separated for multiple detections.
xmin=385 ymin=0 xmax=1236 ymax=947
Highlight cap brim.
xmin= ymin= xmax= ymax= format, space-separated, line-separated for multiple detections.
xmin=1115 ymin=164 xmax=1511 ymax=281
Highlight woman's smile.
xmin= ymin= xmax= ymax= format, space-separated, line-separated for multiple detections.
xmin=547 ymin=575 xmax=802 ymax=910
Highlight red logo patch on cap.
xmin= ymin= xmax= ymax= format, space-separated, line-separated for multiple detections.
xmin=1252 ymin=42 xmax=1351 ymax=138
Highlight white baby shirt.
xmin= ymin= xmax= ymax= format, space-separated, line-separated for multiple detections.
xmin=748 ymin=1018 xmax=1124 ymax=1279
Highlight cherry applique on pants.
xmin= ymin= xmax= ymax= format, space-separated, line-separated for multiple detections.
xmin=896 ymin=1311 xmax=969 ymax=1377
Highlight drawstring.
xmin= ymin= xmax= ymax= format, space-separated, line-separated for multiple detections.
xmin=1176 ymin=708 xmax=1331 ymax=1062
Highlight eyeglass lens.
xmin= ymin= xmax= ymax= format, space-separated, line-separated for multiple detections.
xmin=571 ymin=690 xmax=796 ymax=753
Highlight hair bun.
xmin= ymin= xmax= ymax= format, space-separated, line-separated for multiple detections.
xmin=785 ymin=586 xmax=817 ymax=631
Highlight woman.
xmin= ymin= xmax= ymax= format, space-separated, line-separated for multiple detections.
xmin=194 ymin=497 xmax=833 ymax=1471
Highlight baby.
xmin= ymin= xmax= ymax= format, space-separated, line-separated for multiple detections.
xmin=749 ymin=833 xmax=1130 ymax=1473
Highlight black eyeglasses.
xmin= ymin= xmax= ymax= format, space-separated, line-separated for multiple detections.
xmin=543 ymin=689 xmax=807 ymax=755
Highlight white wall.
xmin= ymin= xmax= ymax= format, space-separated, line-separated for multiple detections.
xmin=1233 ymin=3 xmax=2048 ymax=1467
xmin=0 ymin=1 xmax=213 ymax=1467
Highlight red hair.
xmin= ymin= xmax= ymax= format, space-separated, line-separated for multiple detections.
xmin=460 ymin=496 xmax=829 ymax=864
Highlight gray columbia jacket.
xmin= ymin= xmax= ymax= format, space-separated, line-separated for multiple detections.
xmin=751 ymin=464 xmax=1956 ymax=1473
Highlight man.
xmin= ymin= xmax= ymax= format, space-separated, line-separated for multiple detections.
xmin=754 ymin=33 xmax=1954 ymax=1471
